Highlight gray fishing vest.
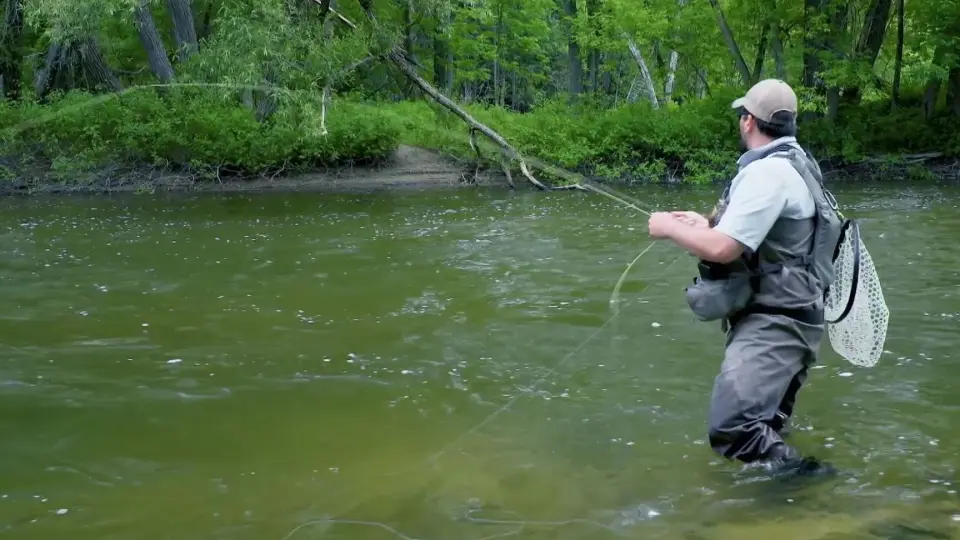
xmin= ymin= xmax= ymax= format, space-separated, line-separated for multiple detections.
xmin=684 ymin=140 xmax=845 ymax=327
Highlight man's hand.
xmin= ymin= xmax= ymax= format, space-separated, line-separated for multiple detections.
xmin=670 ymin=211 xmax=709 ymax=228
xmin=648 ymin=212 xmax=679 ymax=239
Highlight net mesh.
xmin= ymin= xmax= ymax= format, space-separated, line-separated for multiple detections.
xmin=823 ymin=222 xmax=889 ymax=368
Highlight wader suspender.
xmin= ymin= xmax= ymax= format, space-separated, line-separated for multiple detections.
xmin=723 ymin=143 xmax=826 ymax=331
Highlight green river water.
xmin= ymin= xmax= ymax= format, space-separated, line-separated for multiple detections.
xmin=0 ymin=184 xmax=958 ymax=540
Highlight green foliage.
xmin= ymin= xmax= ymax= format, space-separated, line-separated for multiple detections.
xmin=370 ymin=80 xmax=958 ymax=186
xmin=4 ymin=0 xmax=960 ymax=188
xmin=5 ymin=81 xmax=954 ymax=187
xmin=1 ymin=88 xmax=399 ymax=183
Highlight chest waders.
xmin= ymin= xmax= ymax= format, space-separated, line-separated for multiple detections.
xmin=689 ymin=142 xmax=846 ymax=471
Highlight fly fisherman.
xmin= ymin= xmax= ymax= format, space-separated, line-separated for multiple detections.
xmin=646 ymin=79 xmax=843 ymax=476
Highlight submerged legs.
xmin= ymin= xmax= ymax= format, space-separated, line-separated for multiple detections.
xmin=707 ymin=313 xmax=827 ymax=473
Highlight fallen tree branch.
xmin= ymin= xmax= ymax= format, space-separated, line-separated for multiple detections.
xmin=386 ymin=50 xmax=546 ymax=189
xmin=465 ymin=127 xmax=503 ymax=186
xmin=314 ymin=3 xmax=551 ymax=190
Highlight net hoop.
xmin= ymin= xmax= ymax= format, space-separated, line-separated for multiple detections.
xmin=823 ymin=218 xmax=889 ymax=368
xmin=825 ymin=220 xmax=860 ymax=325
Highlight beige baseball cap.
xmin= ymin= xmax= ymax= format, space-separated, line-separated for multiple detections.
xmin=731 ymin=79 xmax=797 ymax=124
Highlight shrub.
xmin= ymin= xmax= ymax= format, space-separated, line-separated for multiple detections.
xmin=2 ymin=83 xmax=956 ymax=188
xmin=1 ymin=88 xmax=401 ymax=183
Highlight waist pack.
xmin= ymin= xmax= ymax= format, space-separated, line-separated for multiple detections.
xmin=684 ymin=261 xmax=753 ymax=322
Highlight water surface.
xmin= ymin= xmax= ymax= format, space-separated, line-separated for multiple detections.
xmin=1 ymin=183 xmax=958 ymax=539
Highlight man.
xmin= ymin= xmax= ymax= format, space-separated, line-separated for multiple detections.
xmin=647 ymin=79 xmax=841 ymax=475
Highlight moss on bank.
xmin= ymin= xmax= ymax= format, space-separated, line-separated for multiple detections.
xmin=1 ymin=86 xmax=958 ymax=192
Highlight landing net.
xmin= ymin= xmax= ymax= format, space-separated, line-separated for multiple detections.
xmin=823 ymin=220 xmax=889 ymax=368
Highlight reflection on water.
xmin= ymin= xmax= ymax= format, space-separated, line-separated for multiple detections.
xmin=0 ymin=183 xmax=958 ymax=539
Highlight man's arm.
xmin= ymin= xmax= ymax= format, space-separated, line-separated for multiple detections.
xmin=661 ymin=165 xmax=786 ymax=263
xmin=664 ymin=224 xmax=745 ymax=263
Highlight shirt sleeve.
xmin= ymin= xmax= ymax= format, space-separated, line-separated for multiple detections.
xmin=713 ymin=164 xmax=787 ymax=251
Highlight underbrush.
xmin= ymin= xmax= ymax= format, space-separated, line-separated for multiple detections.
xmin=0 ymin=88 xmax=400 ymax=188
xmin=1 ymin=84 xmax=957 ymax=189
xmin=374 ymin=85 xmax=960 ymax=185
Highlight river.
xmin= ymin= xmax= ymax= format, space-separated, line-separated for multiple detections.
xmin=0 ymin=183 xmax=957 ymax=539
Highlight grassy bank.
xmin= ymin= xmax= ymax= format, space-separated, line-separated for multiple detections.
xmin=2 ymin=86 xmax=958 ymax=192
xmin=389 ymin=86 xmax=960 ymax=185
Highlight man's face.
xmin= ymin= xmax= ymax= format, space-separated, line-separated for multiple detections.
xmin=737 ymin=113 xmax=756 ymax=151
xmin=739 ymin=115 xmax=748 ymax=152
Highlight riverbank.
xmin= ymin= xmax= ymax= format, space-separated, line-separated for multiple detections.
xmin=0 ymin=144 xmax=514 ymax=195
xmin=3 ymin=146 xmax=955 ymax=196
xmin=2 ymin=87 xmax=958 ymax=195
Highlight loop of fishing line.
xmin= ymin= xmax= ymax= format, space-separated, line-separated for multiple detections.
xmin=280 ymin=517 xmax=522 ymax=540
xmin=281 ymin=505 xmax=633 ymax=540
xmin=610 ymin=241 xmax=657 ymax=314
xmin=424 ymin=247 xmax=683 ymax=466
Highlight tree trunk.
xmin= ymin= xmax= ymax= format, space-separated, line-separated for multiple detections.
xmin=134 ymin=1 xmax=175 ymax=83
xmin=695 ymin=67 xmax=709 ymax=98
xmin=663 ymin=0 xmax=686 ymax=104
xmin=922 ymin=45 xmax=946 ymax=118
xmin=771 ymin=21 xmax=786 ymax=80
xmin=706 ymin=0 xmax=752 ymax=86
xmin=564 ymin=0 xmax=582 ymax=95
xmin=255 ymin=84 xmax=277 ymax=122
xmin=855 ymin=0 xmax=893 ymax=68
xmin=844 ymin=0 xmax=893 ymax=104
xmin=664 ymin=50 xmax=678 ymax=103
xmin=197 ymin=0 xmax=216 ymax=41
xmin=624 ymin=33 xmax=659 ymax=109
xmin=586 ymin=0 xmax=600 ymax=92
xmin=320 ymin=0 xmax=336 ymax=135
xmin=589 ymin=51 xmax=600 ymax=94
xmin=822 ymin=0 xmax=845 ymax=120
xmin=826 ymin=86 xmax=840 ymax=120
xmin=625 ymin=73 xmax=641 ymax=103
xmin=753 ymin=24 xmax=769 ymax=82
xmin=890 ymin=0 xmax=903 ymax=109
xmin=600 ymin=58 xmax=613 ymax=94
xmin=34 ymin=38 xmax=122 ymax=100
xmin=493 ymin=1 xmax=501 ymax=106
xmin=432 ymin=8 xmax=453 ymax=93
xmin=403 ymin=0 xmax=416 ymax=63
xmin=0 ymin=0 xmax=24 ymax=101
xmin=167 ymin=0 xmax=198 ymax=62
xmin=802 ymin=0 xmax=823 ymax=88
xmin=946 ymin=67 xmax=960 ymax=117
xmin=652 ymin=40 xmax=666 ymax=69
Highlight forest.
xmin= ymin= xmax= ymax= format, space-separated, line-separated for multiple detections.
xmin=0 ymin=0 xmax=958 ymax=189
